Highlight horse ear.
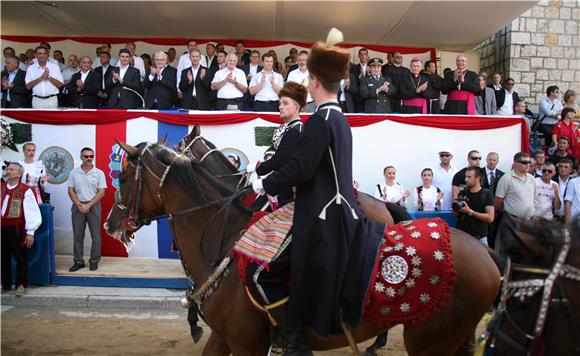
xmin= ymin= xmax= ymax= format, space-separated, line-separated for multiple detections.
xmin=192 ymin=124 xmax=201 ymax=137
xmin=158 ymin=133 xmax=168 ymax=145
xmin=116 ymin=140 xmax=138 ymax=157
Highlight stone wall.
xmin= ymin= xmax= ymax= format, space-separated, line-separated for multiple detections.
xmin=474 ymin=0 xmax=579 ymax=113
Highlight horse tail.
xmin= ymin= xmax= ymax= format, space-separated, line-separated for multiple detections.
xmin=385 ymin=202 xmax=411 ymax=223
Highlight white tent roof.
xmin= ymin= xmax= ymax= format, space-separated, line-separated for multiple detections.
xmin=1 ymin=1 xmax=536 ymax=51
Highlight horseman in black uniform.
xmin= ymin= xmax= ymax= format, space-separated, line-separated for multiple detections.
xmin=252 ymin=29 xmax=384 ymax=355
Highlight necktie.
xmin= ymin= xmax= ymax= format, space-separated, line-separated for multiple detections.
xmin=489 ymin=171 xmax=495 ymax=186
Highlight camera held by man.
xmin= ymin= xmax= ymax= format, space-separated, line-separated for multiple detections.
xmin=453 ymin=166 xmax=495 ymax=246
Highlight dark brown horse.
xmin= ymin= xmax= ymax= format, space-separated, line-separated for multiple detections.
xmin=484 ymin=217 xmax=580 ymax=355
xmin=105 ymin=140 xmax=501 ymax=355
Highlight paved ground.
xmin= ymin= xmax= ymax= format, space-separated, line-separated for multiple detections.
xmin=1 ymin=286 xmax=407 ymax=355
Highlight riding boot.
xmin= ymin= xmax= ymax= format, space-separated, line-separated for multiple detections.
xmin=361 ymin=331 xmax=389 ymax=356
xmin=283 ymin=329 xmax=313 ymax=356
xmin=187 ymin=305 xmax=204 ymax=344
xmin=266 ymin=301 xmax=289 ymax=348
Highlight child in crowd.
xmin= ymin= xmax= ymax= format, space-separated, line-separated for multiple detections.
xmin=375 ymin=165 xmax=410 ymax=207
xmin=415 ymin=168 xmax=443 ymax=211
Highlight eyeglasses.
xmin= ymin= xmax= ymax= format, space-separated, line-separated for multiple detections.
xmin=83 ymin=155 xmax=94 ymax=158
xmin=439 ymin=153 xmax=451 ymax=157
xmin=518 ymin=160 xmax=532 ymax=165
xmin=469 ymin=156 xmax=482 ymax=160
xmin=542 ymin=169 xmax=553 ymax=174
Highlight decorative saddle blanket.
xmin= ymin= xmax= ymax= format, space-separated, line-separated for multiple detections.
xmin=363 ymin=218 xmax=456 ymax=327
xmin=233 ymin=202 xmax=294 ymax=271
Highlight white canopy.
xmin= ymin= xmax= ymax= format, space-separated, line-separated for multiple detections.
xmin=1 ymin=1 xmax=536 ymax=51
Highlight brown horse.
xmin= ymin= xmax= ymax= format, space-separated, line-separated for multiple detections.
xmin=484 ymin=217 xmax=580 ymax=355
xmin=105 ymin=141 xmax=501 ymax=355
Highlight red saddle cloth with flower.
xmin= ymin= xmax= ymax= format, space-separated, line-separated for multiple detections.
xmin=363 ymin=218 xmax=456 ymax=327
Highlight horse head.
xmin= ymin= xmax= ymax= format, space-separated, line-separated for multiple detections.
xmin=176 ymin=124 xmax=244 ymax=188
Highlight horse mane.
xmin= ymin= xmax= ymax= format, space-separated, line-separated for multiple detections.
xmin=142 ymin=143 xmax=237 ymax=203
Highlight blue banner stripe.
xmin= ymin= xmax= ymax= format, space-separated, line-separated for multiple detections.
xmin=157 ymin=122 xmax=189 ymax=259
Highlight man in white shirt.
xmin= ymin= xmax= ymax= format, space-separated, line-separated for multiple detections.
xmin=30 ymin=42 xmax=60 ymax=67
xmin=565 ymin=165 xmax=580 ymax=224
xmin=432 ymin=149 xmax=457 ymax=210
xmin=125 ymin=42 xmax=145 ymax=81
xmin=176 ymin=39 xmax=207 ymax=89
xmin=554 ymin=158 xmax=573 ymax=221
xmin=496 ymin=79 xmax=520 ymax=116
xmin=167 ymin=47 xmax=179 ymax=68
xmin=286 ymin=52 xmax=315 ymax=112
xmin=92 ymin=43 xmax=117 ymax=69
xmin=61 ymin=54 xmax=80 ymax=85
xmin=25 ymin=46 xmax=63 ymax=109
xmin=67 ymin=147 xmax=106 ymax=272
xmin=1 ymin=162 xmax=42 ymax=296
xmin=52 ymin=50 xmax=67 ymax=72
xmin=211 ymin=53 xmax=247 ymax=110
xmin=533 ymin=162 xmax=560 ymax=221
xmin=249 ymin=53 xmax=284 ymax=112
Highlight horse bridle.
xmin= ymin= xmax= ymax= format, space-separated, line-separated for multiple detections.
xmin=488 ymin=228 xmax=580 ymax=354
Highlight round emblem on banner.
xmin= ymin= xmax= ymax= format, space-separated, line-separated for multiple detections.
xmin=381 ymin=255 xmax=409 ymax=284
xmin=220 ymin=147 xmax=249 ymax=172
xmin=39 ymin=146 xmax=74 ymax=185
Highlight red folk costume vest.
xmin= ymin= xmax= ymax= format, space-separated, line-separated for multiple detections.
xmin=1 ymin=181 xmax=29 ymax=245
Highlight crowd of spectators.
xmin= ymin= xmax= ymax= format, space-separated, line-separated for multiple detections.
xmin=373 ymin=148 xmax=580 ymax=248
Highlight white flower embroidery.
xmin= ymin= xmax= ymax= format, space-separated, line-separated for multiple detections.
xmin=411 ymin=256 xmax=422 ymax=266
xmin=427 ymin=222 xmax=438 ymax=228
xmin=412 ymin=268 xmax=422 ymax=278
xmin=384 ymin=246 xmax=393 ymax=252
xmin=400 ymin=303 xmax=411 ymax=313
xmin=406 ymin=246 xmax=417 ymax=256
xmin=380 ymin=306 xmax=390 ymax=316
xmin=419 ymin=293 xmax=431 ymax=303
xmin=394 ymin=234 xmax=404 ymax=241
xmin=375 ymin=281 xmax=385 ymax=293
xmin=433 ymin=250 xmax=444 ymax=261
xmin=388 ymin=230 xmax=397 ymax=236
xmin=406 ymin=225 xmax=416 ymax=230
xmin=405 ymin=278 xmax=416 ymax=288
xmin=430 ymin=275 xmax=440 ymax=285
xmin=394 ymin=243 xmax=404 ymax=251
xmin=398 ymin=287 xmax=407 ymax=296
xmin=430 ymin=231 xmax=441 ymax=239
xmin=410 ymin=231 xmax=422 ymax=239
xmin=385 ymin=287 xmax=396 ymax=298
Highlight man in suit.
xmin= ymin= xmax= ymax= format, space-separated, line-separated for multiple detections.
xmin=176 ymin=39 xmax=207 ymax=90
xmin=241 ymin=50 xmax=263 ymax=110
xmin=350 ymin=47 xmax=369 ymax=113
xmin=205 ymin=43 xmax=218 ymax=73
xmin=2 ymin=56 xmax=31 ymax=108
xmin=359 ymin=58 xmax=397 ymax=113
xmin=207 ymin=50 xmax=227 ymax=110
xmin=94 ymin=51 xmax=114 ymax=107
xmin=178 ymin=48 xmax=211 ymax=110
xmin=68 ymin=56 xmax=99 ymax=109
xmin=481 ymin=152 xmax=504 ymax=248
xmin=496 ymin=78 xmax=520 ymax=115
xmin=487 ymin=72 xmax=502 ymax=103
xmin=442 ymin=55 xmax=481 ymax=114
xmin=107 ymin=49 xmax=143 ymax=109
xmin=475 ymin=74 xmax=497 ymax=115
xmin=144 ymin=51 xmax=177 ymax=110
xmin=234 ymin=40 xmax=250 ymax=68
xmin=339 ymin=65 xmax=357 ymax=113
xmin=381 ymin=51 xmax=409 ymax=112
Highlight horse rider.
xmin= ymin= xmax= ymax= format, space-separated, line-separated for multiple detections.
xmin=252 ymin=29 xmax=385 ymax=355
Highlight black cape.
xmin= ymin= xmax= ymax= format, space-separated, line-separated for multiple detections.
xmin=263 ymin=101 xmax=384 ymax=336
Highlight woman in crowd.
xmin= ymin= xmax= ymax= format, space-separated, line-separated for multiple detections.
xmin=375 ymin=165 xmax=410 ymax=206
xmin=267 ymin=50 xmax=282 ymax=73
xmin=141 ymin=53 xmax=152 ymax=73
xmin=415 ymin=168 xmax=443 ymax=211
xmin=281 ymin=56 xmax=293 ymax=79
xmin=563 ymin=90 xmax=579 ymax=119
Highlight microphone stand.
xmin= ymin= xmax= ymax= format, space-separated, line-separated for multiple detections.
xmin=122 ymin=86 xmax=146 ymax=108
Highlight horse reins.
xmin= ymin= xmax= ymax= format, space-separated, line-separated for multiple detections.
xmin=488 ymin=228 xmax=580 ymax=354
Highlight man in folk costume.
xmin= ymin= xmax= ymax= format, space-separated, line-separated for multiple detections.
xmin=441 ymin=54 xmax=481 ymax=114
xmin=1 ymin=162 xmax=42 ymax=296
xmin=252 ymin=29 xmax=384 ymax=354
xmin=248 ymin=81 xmax=308 ymax=211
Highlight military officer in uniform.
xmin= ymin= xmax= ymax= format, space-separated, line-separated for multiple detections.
xmin=359 ymin=58 xmax=397 ymax=113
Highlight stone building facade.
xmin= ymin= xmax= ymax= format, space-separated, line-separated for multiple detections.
xmin=474 ymin=0 xmax=579 ymax=113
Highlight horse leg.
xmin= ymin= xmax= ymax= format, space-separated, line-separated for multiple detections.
xmin=403 ymin=231 xmax=500 ymax=356
xmin=202 ymin=331 xmax=231 ymax=356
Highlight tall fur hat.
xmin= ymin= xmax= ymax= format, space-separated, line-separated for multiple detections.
xmin=278 ymin=81 xmax=308 ymax=108
xmin=307 ymin=28 xmax=350 ymax=84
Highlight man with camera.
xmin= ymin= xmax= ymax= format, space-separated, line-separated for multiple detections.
xmin=453 ymin=166 xmax=495 ymax=246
